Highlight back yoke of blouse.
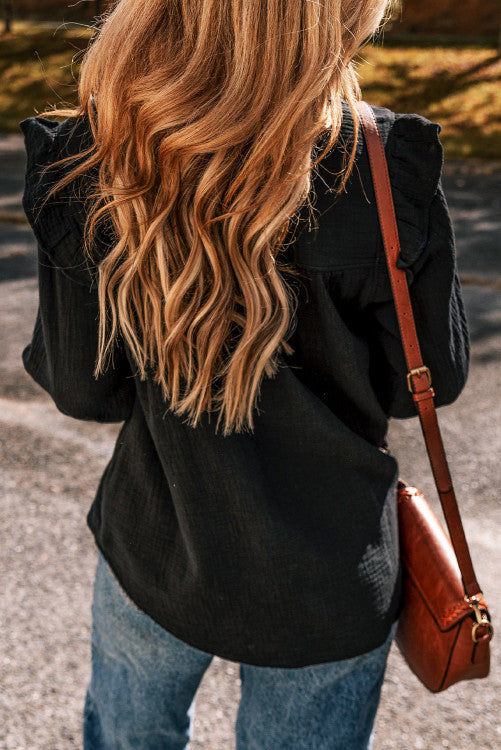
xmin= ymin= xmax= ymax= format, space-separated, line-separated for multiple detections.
xmin=20 ymin=102 xmax=470 ymax=667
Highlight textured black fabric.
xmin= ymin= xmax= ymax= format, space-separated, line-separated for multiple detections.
xmin=20 ymin=102 xmax=469 ymax=667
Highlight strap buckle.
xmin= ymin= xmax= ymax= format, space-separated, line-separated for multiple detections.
xmin=464 ymin=593 xmax=494 ymax=643
xmin=406 ymin=366 xmax=432 ymax=394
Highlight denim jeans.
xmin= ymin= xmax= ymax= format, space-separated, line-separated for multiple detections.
xmin=83 ymin=551 xmax=397 ymax=750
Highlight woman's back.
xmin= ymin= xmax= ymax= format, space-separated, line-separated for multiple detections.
xmin=20 ymin=99 xmax=469 ymax=667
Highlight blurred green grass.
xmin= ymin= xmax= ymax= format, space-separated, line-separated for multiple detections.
xmin=358 ymin=45 xmax=501 ymax=159
xmin=2 ymin=22 xmax=500 ymax=159
xmin=0 ymin=22 xmax=91 ymax=130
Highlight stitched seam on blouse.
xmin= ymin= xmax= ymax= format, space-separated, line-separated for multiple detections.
xmin=292 ymin=261 xmax=375 ymax=272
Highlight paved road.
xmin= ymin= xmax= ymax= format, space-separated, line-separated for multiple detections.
xmin=1 ymin=135 xmax=500 ymax=749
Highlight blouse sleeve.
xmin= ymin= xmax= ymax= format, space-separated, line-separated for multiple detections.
xmin=20 ymin=116 xmax=136 ymax=423
xmin=363 ymin=115 xmax=470 ymax=419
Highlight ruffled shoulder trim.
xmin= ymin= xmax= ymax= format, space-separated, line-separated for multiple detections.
xmin=19 ymin=114 xmax=93 ymax=180
xmin=290 ymin=102 xmax=444 ymax=279
xmin=386 ymin=112 xmax=444 ymax=281
xmin=19 ymin=116 xmax=61 ymax=173
xmin=19 ymin=114 xmax=98 ymax=284
xmin=334 ymin=103 xmax=445 ymax=298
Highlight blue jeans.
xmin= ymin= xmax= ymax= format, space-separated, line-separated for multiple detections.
xmin=83 ymin=551 xmax=397 ymax=749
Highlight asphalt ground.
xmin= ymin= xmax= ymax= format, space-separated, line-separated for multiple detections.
xmin=1 ymin=134 xmax=500 ymax=749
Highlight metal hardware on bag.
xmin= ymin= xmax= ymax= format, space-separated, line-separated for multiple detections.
xmin=465 ymin=594 xmax=494 ymax=643
xmin=464 ymin=592 xmax=483 ymax=603
xmin=406 ymin=366 xmax=432 ymax=393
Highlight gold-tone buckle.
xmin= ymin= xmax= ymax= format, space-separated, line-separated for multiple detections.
xmin=406 ymin=366 xmax=432 ymax=394
xmin=464 ymin=593 xmax=494 ymax=643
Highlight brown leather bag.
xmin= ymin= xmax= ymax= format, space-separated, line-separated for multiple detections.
xmin=354 ymin=100 xmax=494 ymax=693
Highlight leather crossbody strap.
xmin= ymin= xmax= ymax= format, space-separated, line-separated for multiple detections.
xmin=354 ymin=100 xmax=481 ymax=599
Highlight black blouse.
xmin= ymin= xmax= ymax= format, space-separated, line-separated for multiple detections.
xmin=20 ymin=102 xmax=469 ymax=667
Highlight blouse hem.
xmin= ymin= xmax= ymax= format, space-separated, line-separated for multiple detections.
xmin=86 ymin=516 xmax=402 ymax=669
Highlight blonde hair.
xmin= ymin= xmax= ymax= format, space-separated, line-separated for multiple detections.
xmin=39 ymin=0 xmax=392 ymax=435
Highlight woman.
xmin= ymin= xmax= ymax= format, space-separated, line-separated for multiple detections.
xmin=20 ymin=0 xmax=469 ymax=748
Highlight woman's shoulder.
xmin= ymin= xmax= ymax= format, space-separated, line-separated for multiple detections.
xmin=362 ymin=102 xmax=445 ymax=289
xmin=19 ymin=113 xmax=99 ymax=283
xmin=19 ymin=113 xmax=93 ymax=180
xmin=291 ymin=100 xmax=445 ymax=281
xmin=342 ymin=100 xmax=445 ymax=221
xmin=339 ymin=99 xmax=443 ymax=153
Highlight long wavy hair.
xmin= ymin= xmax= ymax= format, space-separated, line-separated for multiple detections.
xmin=38 ymin=0 xmax=392 ymax=435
